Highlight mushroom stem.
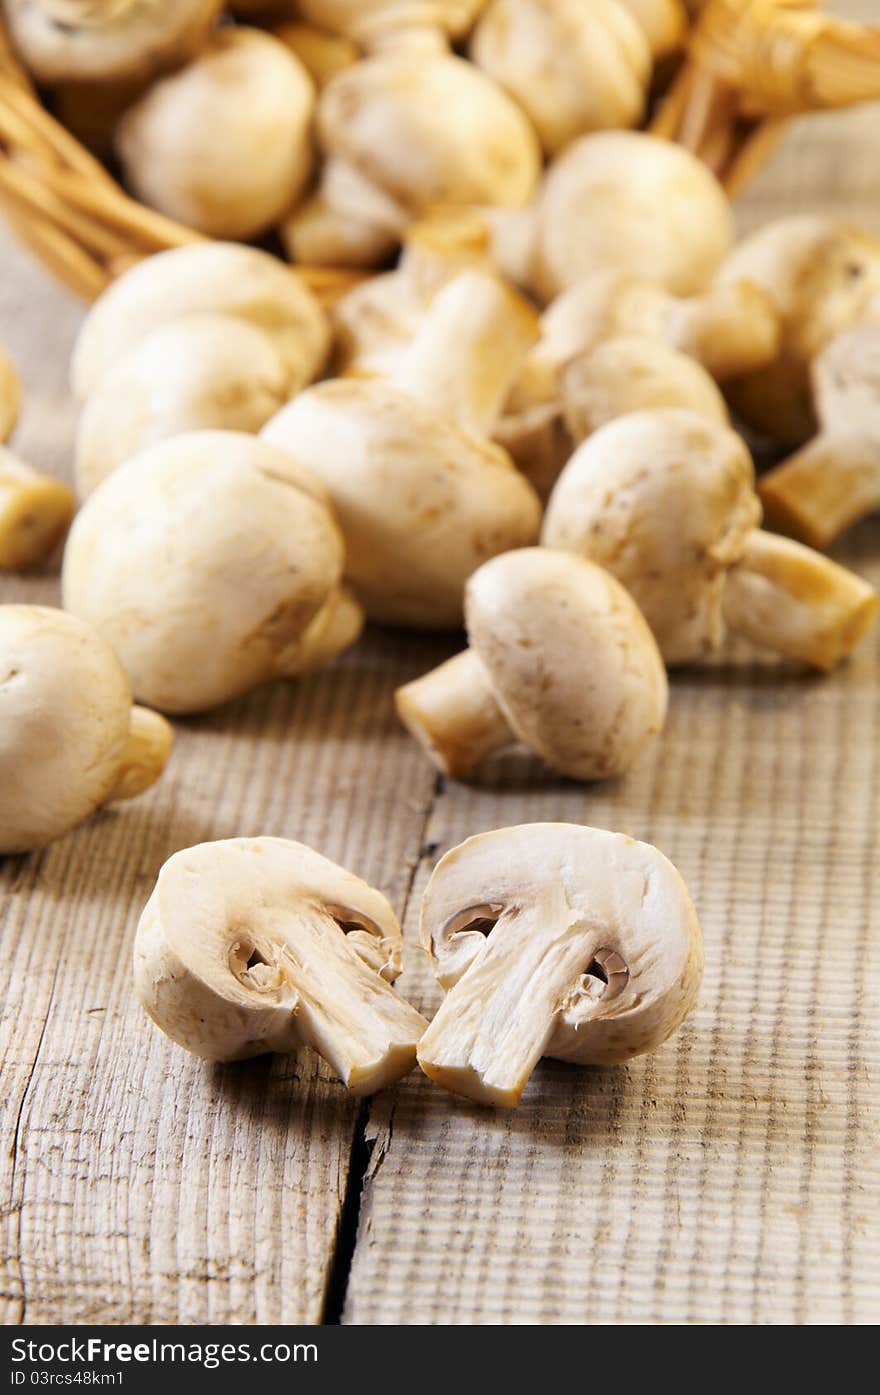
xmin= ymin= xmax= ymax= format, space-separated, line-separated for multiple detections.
xmin=758 ymin=433 xmax=880 ymax=551
xmin=105 ymin=706 xmax=174 ymax=803
xmin=664 ymin=281 xmax=781 ymax=381
xmin=0 ymin=452 xmax=76 ymax=568
xmin=483 ymin=205 xmax=540 ymax=294
xmin=722 ymin=529 xmax=879 ymax=671
xmin=276 ymin=587 xmax=364 ymax=676
xmin=390 ymin=270 xmax=539 ymax=438
xmin=395 ymin=649 xmax=513 ymax=777
xmin=418 ymin=888 xmax=598 ymax=1108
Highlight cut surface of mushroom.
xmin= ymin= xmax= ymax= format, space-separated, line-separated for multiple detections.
xmin=417 ymin=823 xmax=703 ymax=1107
xmin=470 ymin=0 xmax=651 ymax=156
xmin=2 ymin=0 xmax=222 ymax=83
xmin=116 ymin=28 xmax=316 ymax=240
xmin=62 ymin=431 xmax=360 ymax=714
xmin=134 ymin=837 xmax=428 ymax=1094
xmin=262 ymin=271 xmax=541 ymax=629
xmin=0 ymin=343 xmax=21 ymax=442
xmin=395 ymin=547 xmax=667 ymax=779
xmin=0 ymin=605 xmax=172 ymax=853
xmin=759 ymin=323 xmax=880 ymax=548
xmin=71 ymin=242 xmax=330 ymax=401
xmin=0 ymin=448 xmax=76 ymax=569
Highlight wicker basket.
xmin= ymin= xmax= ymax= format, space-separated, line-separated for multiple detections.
xmin=2 ymin=1 xmax=880 ymax=304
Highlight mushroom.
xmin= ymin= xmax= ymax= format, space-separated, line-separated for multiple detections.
xmin=542 ymin=408 xmax=878 ymax=669
xmin=2 ymin=1 xmax=222 ymax=84
xmin=0 ymin=605 xmax=172 ymax=853
xmin=293 ymin=2 xmax=487 ymax=50
xmin=134 ymin=837 xmax=428 ymax=1094
xmin=61 ymin=430 xmax=363 ymax=714
xmin=71 ymin=242 xmax=330 ymax=402
xmin=617 ymin=0 xmax=687 ymax=57
xmin=283 ymin=42 xmax=540 ymax=268
xmin=487 ymin=131 xmax=734 ymax=303
xmin=0 ymin=447 xmax=76 ymax=568
xmin=116 ymin=28 xmax=316 ymax=240
xmin=74 ymin=312 xmax=297 ymax=498
xmin=758 ymin=323 xmax=880 ymax=550
xmin=469 ymin=0 xmax=651 ymax=156
xmin=395 ymin=547 xmax=668 ymax=780
xmin=0 ymin=341 xmax=21 ymax=442
xmin=715 ymin=216 xmax=880 ymax=446
xmin=273 ymin=22 xmax=359 ymax=89
xmin=262 ymin=270 xmax=542 ymax=629
xmin=416 ymin=823 xmax=703 ymax=1107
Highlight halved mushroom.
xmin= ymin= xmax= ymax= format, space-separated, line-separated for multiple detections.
xmin=396 ymin=547 xmax=667 ymax=779
xmin=542 ymin=408 xmax=878 ymax=669
xmin=0 ymin=605 xmax=172 ymax=853
xmin=134 ymin=837 xmax=428 ymax=1094
xmin=62 ymin=430 xmax=362 ymax=714
xmin=2 ymin=0 xmax=222 ymax=84
xmin=417 ymin=823 xmax=703 ymax=1107
xmin=283 ymin=45 xmax=540 ymax=268
xmin=71 ymin=242 xmax=330 ymax=401
xmin=116 ymin=28 xmax=316 ymax=240
xmin=715 ymin=216 xmax=880 ymax=446
xmin=0 ymin=448 xmax=75 ymax=568
xmin=759 ymin=323 xmax=880 ymax=549
xmin=470 ymin=0 xmax=651 ymax=156
xmin=262 ymin=270 xmax=542 ymax=628
xmin=1 ymin=342 xmax=21 ymax=442
xmin=74 ymin=313 xmax=296 ymax=497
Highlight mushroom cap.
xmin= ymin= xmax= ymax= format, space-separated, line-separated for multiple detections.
xmin=538 ymin=270 xmax=671 ymax=365
xmin=421 ymin=823 xmax=703 ymax=1068
xmin=617 ymin=0 xmax=687 ymax=56
xmin=317 ymin=50 xmax=541 ymax=217
xmin=71 ymin=243 xmax=329 ymax=401
xmin=116 ymin=28 xmax=315 ymax=241
xmin=0 ymin=342 xmax=21 ymax=442
xmin=135 ymin=836 xmax=426 ymax=1091
xmin=74 ymin=313 xmax=293 ymax=498
xmin=562 ymin=335 xmax=729 ymax=444
xmin=542 ymin=408 xmax=761 ymax=663
xmin=811 ymin=322 xmax=880 ymax=435
xmin=464 ymin=547 xmax=668 ymax=778
xmin=532 ymin=131 xmax=733 ymax=301
xmin=296 ymin=1 xmax=486 ymax=45
xmin=717 ymin=216 xmax=880 ymax=445
xmin=0 ymin=604 xmax=134 ymax=853
xmin=62 ymin=431 xmax=345 ymax=713
xmin=261 ymin=379 xmax=541 ymax=628
xmin=3 ymin=0 xmax=222 ymax=84
xmin=470 ymin=0 xmax=649 ymax=156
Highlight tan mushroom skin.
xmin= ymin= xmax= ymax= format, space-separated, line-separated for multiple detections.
xmin=0 ymin=447 xmax=75 ymax=568
xmin=417 ymin=824 xmax=703 ymax=1107
xmin=0 ymin=342 xmax=21 ymax=443
xmin=135 ymin=837 xmax=428 ymax=1094
xmin=0 ymin=605 xmax=172 ymax=853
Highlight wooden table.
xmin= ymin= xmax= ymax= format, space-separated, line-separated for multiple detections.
xmin=2 ymin=97 xmax=879 ymax=1326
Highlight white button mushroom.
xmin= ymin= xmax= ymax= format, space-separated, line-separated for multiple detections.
xmin=61 ymin=431 xmax=363 ymax=714
xmin=116 ymin=28 xmax=316 ymax=240
xmin=135 ymin=837 xmax=428 ymax=1094
xmin=2 ymin=0 xmax=222 ymax=84
xmin=262 ymin=270 xmax=542 ymax=629
xmin=0 ymin=447 xmax=75 ymax=569
xmin=283 ymin=41 xmax=540 ymax=268
xmin=74 ymin=313 xmax=297 ymax=498
xmin=293 ymin=1 xmax=487 ymax=50
xmin=273 ymin=21 xmax=359 ymax=90
xmin=1 ymin=341 xmax=21 ymax=443
xmin=759 ymin=323 xmax=880 ymax=549
xmin=542 ymin=408 xmax=878 ymax=670
xmin=470 ymin=0 xmax=651 ymax=156
xmin=0 ymin=605 xmax=172 ymax=853
xmin=396 ymin=547 xmax=668 ymax=780
xmin=488 ymin=131 xmax=734 ymax=303
xmin=617 ymin=0 xmax=687 ymax=57
xmin=715 ymin=216 xmax=880 ymax=446
xmin=71 ymin=242 xmax=330 ymax=402
xmin=417 ymin=823 xmax=703 ymax=1107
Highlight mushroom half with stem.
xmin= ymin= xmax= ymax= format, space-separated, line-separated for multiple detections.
xmin=758 ymin=323 xmax=880 ymax=550
xmin=62 ymin=431 xmax=363 ymax=714
xmin=395 ymin=547 xmax=667 ymax=780
xmin=542 ymin=408 xmax=878 ymax=670
xmin=135 ymin=837 xmax=428 ymax=1094
xmin=0 ymin=605 xmax=172 ymax=854
xmin=0 ymin=448 xmax=75 ymax=568
xmin=417 ymin=823 xmax=703 ymax=1107
xmin=262 ymin=270 xmax=542 ymax=629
